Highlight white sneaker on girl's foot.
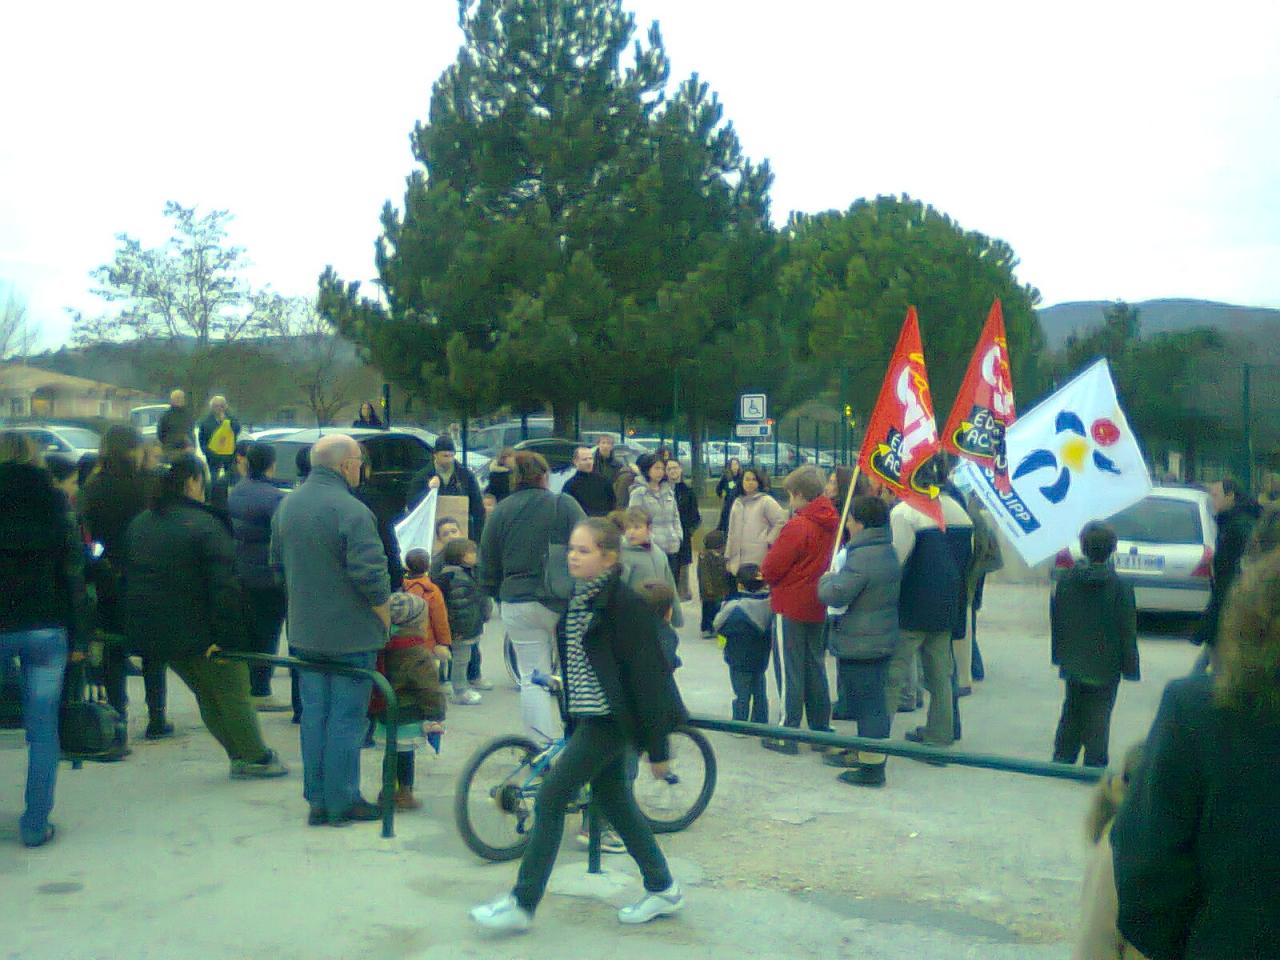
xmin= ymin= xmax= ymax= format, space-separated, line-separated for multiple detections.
xmin=454 ymin=689 xmax=482 ymax=705
xmin=470 ymin=894 xmax=532 ymax=932
xmin=618 ymin=882 xmax=683 ymax=924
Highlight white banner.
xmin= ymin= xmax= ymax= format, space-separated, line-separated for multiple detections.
xmin=957 ymin=359 xmax=1151 ymax=566
xmin=393 ymin=489 xmax=438 ymax=563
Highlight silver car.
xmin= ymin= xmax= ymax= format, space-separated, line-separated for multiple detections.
xmin=1054 ymin=486 xmax=1217 ymax=614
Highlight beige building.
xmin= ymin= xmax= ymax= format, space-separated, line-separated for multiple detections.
xmin=0 ymin=363 xmax=155 ymax=421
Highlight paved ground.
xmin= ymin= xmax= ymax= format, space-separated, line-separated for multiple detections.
xmin=2 ymin=578 xmax=1199 ymax=959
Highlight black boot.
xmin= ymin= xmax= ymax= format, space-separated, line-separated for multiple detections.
xmin=145 ymin=714 xmax=175 ymax=740
xmin=837 ymin=763 xmax=886 ymax=788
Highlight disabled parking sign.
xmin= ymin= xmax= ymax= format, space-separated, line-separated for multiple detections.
xmin=739 ymin=393 xmax=767 ymax=422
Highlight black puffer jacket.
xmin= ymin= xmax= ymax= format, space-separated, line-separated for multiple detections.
xmin=123 ymin=497 xmax=245 ymax=660
xmin=0 ymin=464 xmax=88 ymax=649
xmin=437 ymin=563 xmax=491 ymax=641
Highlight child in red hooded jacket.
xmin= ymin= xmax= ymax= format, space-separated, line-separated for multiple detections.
xmin=760 ymin=466 xmax=840 ymax=755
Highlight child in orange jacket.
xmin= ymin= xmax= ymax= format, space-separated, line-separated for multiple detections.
xmin=402 ymin=548 xmax=452 ymax=654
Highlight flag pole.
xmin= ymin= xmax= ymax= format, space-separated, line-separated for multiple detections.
xmin=830 ymin=464 xmax=862 ymax=568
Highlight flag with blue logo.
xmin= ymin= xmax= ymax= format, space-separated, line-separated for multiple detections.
xmin=956 ymin=359 xmax=1151 ymax=565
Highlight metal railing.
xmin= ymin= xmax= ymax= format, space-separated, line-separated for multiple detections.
xmin=686 ymin=715 xmax=1104 ymax=783
xmin=214 ymin=651 xmax=402 ymax=837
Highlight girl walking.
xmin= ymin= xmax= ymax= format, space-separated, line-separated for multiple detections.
xmin=470 ymin=518 xmax=688 ymax=932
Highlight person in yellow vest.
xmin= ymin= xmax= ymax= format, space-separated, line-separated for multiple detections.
xmin=198 ymin=395 xmax=242 ymax=483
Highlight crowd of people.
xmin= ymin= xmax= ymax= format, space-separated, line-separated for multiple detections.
xmin=3 ymin=390 xmax=1279 ymax=950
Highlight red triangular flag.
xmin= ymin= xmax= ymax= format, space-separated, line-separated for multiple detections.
xmin=940 ymin=298 xmax=1018 ymax=490
xmin=858 ymin=307 xmax=945 ymax=527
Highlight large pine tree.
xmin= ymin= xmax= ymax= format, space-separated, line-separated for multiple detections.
xmin=320 ymin=0 xmax=778 ymax=435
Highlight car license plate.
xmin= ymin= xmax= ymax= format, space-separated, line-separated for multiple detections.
xmin=1115 ymin=553 xmax=1165 ymax=572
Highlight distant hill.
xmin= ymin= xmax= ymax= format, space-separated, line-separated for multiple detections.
xmin=1037 ymin=298 xmax=1280 ymax=349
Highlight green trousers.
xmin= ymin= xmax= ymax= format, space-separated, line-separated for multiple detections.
xmin=169 ymin=656 xmax=269 ymax=763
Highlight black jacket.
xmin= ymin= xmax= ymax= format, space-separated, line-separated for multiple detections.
xmin=437 ymin=563 xmax=491 ymax=641
xmin=672 ymin=480 xmax=701 ymax=565
xmin=407 ymin=462 xmax=485 ymax=536
xmin=716 ymin=473 xmax=742 ymax=533
xmin=80 ymin=466 xmax=153 ymax=632
xmin=157 ymin=405 xmax=194 ymax=450
xmin=355 ymin=483 xmax=404 ymax=591
xmin=485 ymin=466 xmax=512 ymax=502
xmin=563 ymin=470 xmax=616 ymax=518
xmin=1112 ymin=674 xmax=1280 ymax=959
xmin=1196 ymin=499 xmax=1262 ymax=646
xmin=122 ymin=497 xmax=245 ymax=660
xmin=555 ymin=574 xmax=689 ymax=762
xmin=227 ymin=477 xmax=288 ymax=589
xmin=1050 ymin=562 xmax=1139 ymax=685
xmin=0 ymin=464 xmax=89 ymax=649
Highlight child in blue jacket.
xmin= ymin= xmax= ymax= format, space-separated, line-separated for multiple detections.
xmin=714 ymin=563 xmax=772 ymax=724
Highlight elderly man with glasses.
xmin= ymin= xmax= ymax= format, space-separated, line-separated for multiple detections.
xmin=270 ymin=435 xmax=391 ymax=827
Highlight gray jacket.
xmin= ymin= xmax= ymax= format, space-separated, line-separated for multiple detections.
xmin=817 ymin=527 xmax=901 ymax=661
xmin=269 ymin=467 xmax=390 ymax=656
xmin=479 ymin=487 xmax=585 ymax=607
xmin=620 ymin=540 xmax=684 ymax=628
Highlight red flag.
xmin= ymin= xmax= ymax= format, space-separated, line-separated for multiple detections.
xmin=858 ymin=307 xmax=945 ymax=527
xmin=940 ymin=298 xmax=1018 ymax=490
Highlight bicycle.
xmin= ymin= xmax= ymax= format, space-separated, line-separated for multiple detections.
xmin=454 ymin=671 xmax=717 ymax=862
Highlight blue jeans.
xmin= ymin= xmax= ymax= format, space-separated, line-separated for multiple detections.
xmin=296 ymin=651 xmax=376 ymax=816
xmin=1 ymin=628 xmax=67 ymax=844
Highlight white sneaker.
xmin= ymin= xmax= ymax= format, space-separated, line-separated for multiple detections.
xmin=470 ymin=894 xmax=532 ymax=932
xmin=454 ymin=689 xmax=483 ymax=705
xmin=471 ymin=677 xmax=495 ymax=691
xmin=618 ymin=882 xmax=683 ymax=924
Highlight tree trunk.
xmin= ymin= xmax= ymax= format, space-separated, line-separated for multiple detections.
xmin=551 ymin=401 xmax=575 ymax=438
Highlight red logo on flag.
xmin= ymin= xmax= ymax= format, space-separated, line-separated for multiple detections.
xmin=857 ymin=307 xmax=944 ymax=527
xmin=941 ymin=298 xmax=1017 ymax=490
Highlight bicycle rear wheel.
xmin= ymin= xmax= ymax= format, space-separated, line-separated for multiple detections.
xmin=503 ymin=633 xmax=520 ymax=686
xmin=634 ymin=726 xmax=717 ymax=834
xmin=454 ymin=735 xmax=543 ymax=861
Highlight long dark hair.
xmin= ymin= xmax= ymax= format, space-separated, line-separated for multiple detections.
xmin=722 ymin=457 xmax=742 ymax=479
xmin=741 ymin=466 xmax=770 ymax=493
xmin=153 ymin=454 xmax=207 ymax=510
xmin=98 ymin=425 xmax=143 ymax=477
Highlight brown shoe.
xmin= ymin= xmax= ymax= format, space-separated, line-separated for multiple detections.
xmin=395 ymin=787 xmax=422 ymax=811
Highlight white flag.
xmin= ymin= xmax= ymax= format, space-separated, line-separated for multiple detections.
xmin=957 ymin=359 xmax=1151 ymax=566
xmin=394 ymin=489 xmax=439 ymax=563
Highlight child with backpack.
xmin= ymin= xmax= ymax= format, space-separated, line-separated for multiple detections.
xmin=714 ymin=564 xmax=772 ymax=724
xmin=1050 ymin=522 xmax=1140 ymax=768
xmin=372 ymin=592 xmax=448 ymax=810
xmin=698 ymin=529 xmax=730 ymax=639
xmin=435 ymin=538 xmax=492 ymax=704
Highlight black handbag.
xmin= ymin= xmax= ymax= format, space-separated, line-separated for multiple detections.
xmin=60 ymin=662 xmax=128 ymax=762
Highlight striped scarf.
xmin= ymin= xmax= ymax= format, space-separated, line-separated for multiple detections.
xmin=563 ymin=569 xmax=613 ymax=717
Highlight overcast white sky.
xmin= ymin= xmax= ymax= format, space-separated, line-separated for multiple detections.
xmin=2 ymin=0 xmax=1278 ymax=350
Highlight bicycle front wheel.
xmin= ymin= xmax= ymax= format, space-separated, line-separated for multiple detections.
xmin=634 ymin=726 xmax=717 ymax=834
xmin=454 ymin=735 xmax=542 ymax=861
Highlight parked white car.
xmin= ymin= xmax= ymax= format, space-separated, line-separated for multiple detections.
xmin=1053 ymin=486 xmax=1217 ymax=614
xmin=12 ymin=425 xmax=100 ymax=463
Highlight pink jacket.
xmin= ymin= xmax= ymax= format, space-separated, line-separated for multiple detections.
xmin=725 ymin=492 xmax=788 ymax=576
